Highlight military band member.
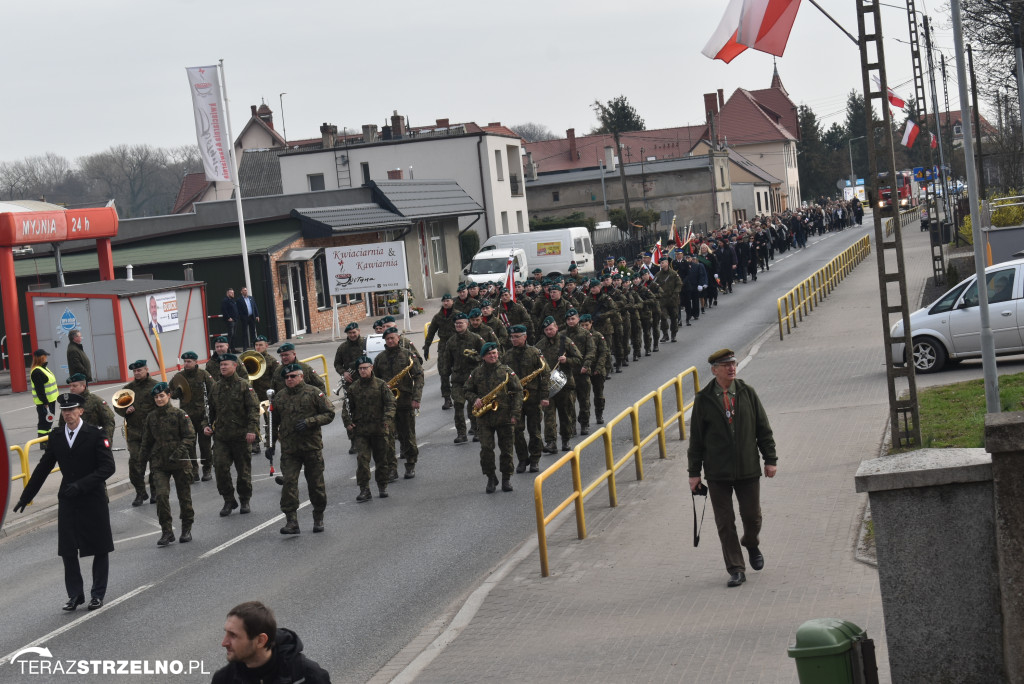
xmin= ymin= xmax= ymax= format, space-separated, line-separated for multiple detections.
xmin=506 ymin=325 xmax=548 ymax=473
xmin=172 ymin=352 xmax=215 ymax=481
xmin=452 ymin=283 xmax=480 ymax=316
xmin=655 ymin=256 xmax=682 ymax=343
xmin=564 ymin=309 xmax=596 ymax=436
xmin=579 ymin=314 xmax=610 ymax=424
xmin=580 ymin=279 xmax=617 ymax=375
xmin=208 ymin=337 xmax=249 ymax=383
xmin=342 ymin=356 xmax=397 ymax=503
xmin=60 ymin=373 xmax=116 ymax=445
xmin=373 ymin=327 xmax=424 ymax=481
xmin=205 ymin=354 xmax=260 ymax=516
xmin=251 ymin=336 xmax=280 ymax=404
xmin=333 ymin=323 xmax=367 ymax=386
xmin=465 ymin=342 xmax=523 ymax=493
xmin=379 ymin=316 xmax=424 ymax=364
xmin=269 ymin=363 xmax=336 ymax=534
xmin=271 ymin=343 xmax=326 ymax=393
xmin=536 ymin=317 xmax=582 ymax=453
xmin=641 ymin=268 xmax=663 ymax=352
xmin=114 ymin=360 xmax=159 ymax=506
xmin=141 ymin=383 xmax=195 ymax=546
xmin=424 ymin=294 xmax=457 ymax=409
xmin=468 ymin=308 xmax=499 ymax=349
xmin=478 ymin=300 xmax=509 ymax=351
xmin=438 ymin=313 xmax=484 ymax=444
xmin=624 ymin=278 xmax=643 ymax=362
xmin=608 ymin=274 xmax=631 ymax=367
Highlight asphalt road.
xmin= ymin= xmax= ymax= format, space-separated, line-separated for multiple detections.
xmin=0 ymin=224 xmax=872 ymax=684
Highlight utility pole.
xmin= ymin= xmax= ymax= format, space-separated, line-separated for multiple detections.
xmin=967 ymin=45 xmax=986 ymax=198
xmin=923 ymin=16 xmax=951 ymax=222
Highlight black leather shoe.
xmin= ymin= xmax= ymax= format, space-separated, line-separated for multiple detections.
xmin=645 ymin=351 xmax=651 ymax=356
xmin=131 ymin=493 xmax=146 ymax=507
xmin=356 ymin=488 xmax=372 ymax=503
xmin=348 ymin=446 xmax=357 ymax=455
xmin=468 ymin=427 xmax=475 ymax=435
xmin=442 ymin=398 xmax=453 ymax=410
xmin=157 ymin=531 xmax=175 ymax=546
xmin=63 ymin=595 xmax=85 ymax=611
xmin=485 ymin=474 xmax=498 ymax=494
xmin=501 ymin=476 xmax=513 ymax=492
xmin=280 ymin=520 xmax=300 ymax=534
xmin=748 ymin=547 xmax=764 ymax=571
xmin=529 ymin=463 xmax=540 ymax=473
xmin=595 ymin=414 xmax=604 ymax=425
xmin=727 ymin=572 xmax=746 ymax=588
xmin=239 ymin=501 xmax=251 ymax=514
xmin=87 ymin=598 xmax=103 ymax=611
xmin=219 ymin=500 xmax=238 ymax=517
xmin=516 ymin=462 xmax=528 ymax=474
xmin=179 ymin=530 xmax=192 ymax=543
xmin=454 ymin=435 xmax=468 ymax=444
xmin=472 ymin=435 xmax=479 ymax=442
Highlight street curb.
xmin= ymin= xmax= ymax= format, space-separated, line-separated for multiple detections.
xmin=0 ymin=478 xmax=136 ymax=541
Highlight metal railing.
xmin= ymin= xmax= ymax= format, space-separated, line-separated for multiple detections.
xmin=300 ymin=354 xmax=331 ymax=397
xmin=1 ymin=332 xmax=32 ymax=371
xmin=884 ymin=206 xmax=921 ymax=238
xmin=10 ymin=436 xmax=55 ymax=491
xmin=533 ymin=366 xmax=700 ymax=577
xmin=777 ymin=236 xmax=872 ymax=340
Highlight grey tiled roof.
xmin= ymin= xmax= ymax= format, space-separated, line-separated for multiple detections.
xmin=291 ymin=204 xmax=409 ymax=232
xmin=371 ymin=179 xmax=483 ymax=218
xmin=238 ymin=149 xmax=284 ymax=198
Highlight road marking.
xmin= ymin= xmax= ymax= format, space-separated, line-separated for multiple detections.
xmin=115 ymin=530 xmax=162 ymax=544
xmin=199 ymin=501 xmax=309 ymax=560
xmin=119 ymin=509 xmax=163 ymax=528
xmin=0 ymin=584 xmax=154 ymax=667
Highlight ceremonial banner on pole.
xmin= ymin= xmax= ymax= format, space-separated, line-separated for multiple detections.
xmin=186 ymin=65 xmax=232 ymax=182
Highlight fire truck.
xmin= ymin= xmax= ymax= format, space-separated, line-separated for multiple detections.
xmin=876 ymin=170 xmax=919 ymax=214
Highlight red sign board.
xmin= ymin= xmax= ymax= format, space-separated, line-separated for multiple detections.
xmin=0 ymin=206 xmax=118 ymax=246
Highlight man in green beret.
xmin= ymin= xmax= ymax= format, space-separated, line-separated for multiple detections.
xmin=505 ymin=324 xmax=548 ymax=473
xmin=251 ymin=336 xmax=280 ymax=406
xmin=172 ymin=352 xmax=215 ymax=481
xmin=453 ymin=283 xmax=480 ymax=317
xmin=688 ymin=349 xmax=777 ymax=588
xmin=60 ymin=373 xmax=116 ymax=445
xmin=272 ymin=343 xmax=326 ymax=394
xmin=536 ymin=317 xmax=582 ymax=453
xmin=205 ymin=353 xmax=260 ymax=516
xmin=114 ymin=360 xmax=159 ymax=506
xmin=438 ymin=313 xmax=484 ymax=444
xmin=373 ymin=327 xmax=424 ymax=480
xmin=564 ymin=309 xmax=596 ymax=436
xmin=208 ymin=337 xmax=249 ymax=383
xmin=465 ymin=342 xmax=523 ymax=493
xmin=424 ymin=294 xmax=457 ymax=409
xmin=342 ymin=356 xmax=396 ymax=502
xmin=141 ymin=383 xmax=195 ymax=546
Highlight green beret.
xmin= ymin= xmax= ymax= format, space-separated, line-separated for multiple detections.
xmin=542 ymin=316 xmax=556 ymax=327
xmin=589 ymin=278 xmax=602 ymax=288
xmin=708 ymin=348 xmax=736 ymax=365
xmin=215 ymin=336 xmax=229 ymax=344
xmin=344 ymin=322 xmax=359 ymax=332
xmin=384 ymin=327 xmax=400 ymax=335
xmin=541 ymin=278 xmax=551 ymax=286
xmin=509 ymin=324 xmax=527 ymax=334
xmin=532 ymin=268 xmax=543 ymax=274
xmin=181 ymin=351 xmax=199 ymax=360
xmin=580 ymin=313 xmax=593 ymax=322
xmin=566 ymin=308 xmax=579 ymax=317
xmin=455 ymin=312 xmax=469 ymax=320
xmin=151 ymin=382 xmax=170 ymax=396
xmin=356 ymin=355 xmax=373 ymax=366
xmin=382 ymin=316 xmax=396 ymax=323
xmin=128 ymin=359 xmax=147 ymax=370
xmin=277 ymin=343 xmax=295 ymax=353
xmin=548 ymin=284 xmax=561 ymax=291
xmin=612 ymin=273 xmax=623 ymax=281
xmin=373 ymin=319 xmax=384 ymax=328
xmin=220 ymin=353 xmax=239 ymax=363
xmin=442 ymin=293 xmax=453 ymax=300
xmin=282 ymin=363 xmax=303 ymax=375
xmin=480 ymin=342 xmax=498 ymax=355
xmin=480 ymin=299 xmax=492 ymax=307
xmin=468 ymin=308 xmax=482 ymax=318
xmin=457 ymin=284 xmax=467 ymax=291
xmin=255 ymin=335 xmax=268 ymax=342
xmin=568 ymin=261 xmax=578 ymax=270
xmin=67 ymin=373 xmax=88 ymax=383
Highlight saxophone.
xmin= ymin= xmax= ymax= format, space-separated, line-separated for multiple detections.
xmin=472 ymin=372 xmax=510 ymax=417
xmin=387 ymin=357 xmax=415 ymax=399
xmin=520 ymin=358 xmax=548 ymax=402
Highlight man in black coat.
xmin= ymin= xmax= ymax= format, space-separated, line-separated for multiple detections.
xmin=221 ymin=288 xmax=240 ymax=352
xmin=13 ymin=392 xmax=116 ymax=611
xmin=214 ymin=601 xmax=331 ymax=683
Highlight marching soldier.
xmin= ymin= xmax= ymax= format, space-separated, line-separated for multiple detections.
xmin=465 ymin=342 xmax=523 ymax=493
xmin=269 ymin=363 xmax=336 ymax=534
xmin=478 ymin=300 xmax=509 ymax=351
xmin=423 ymin=294 xmax=457 ymax=409
xmin=172 ymin=352 xmax=215 ymax=481
xmin=204 ymin=354 xmax=260 ymax=516
xmin=506 ymin=324 xmax=549 ymax=473
xmin=141 ymin=383 xmax=195 ymax=546
xmin=379 ymin=316 xmax=424 ymax=364
xmin=624 ymin=279 xmax=644 ymax=362
xmin=113 ymin=360 xmax=159 ymax=506
xmin=207 ymin=337 xmax=249 ymax=383
xmin=60 ymin=373 xmax=116 ymax=444
xmin=452 ymin=283 xmax=479 ymax=316
xmin=654 ymin=256 xmax=682 ymax=343
xmin=633 ymin=273 xmax=655 ymax=357
xmin=373 ymin=327 xmax=424 ymax=481
xmin=438 ymin=313 xmax=484 ymax=444
xmin=580 ymin=278 xmax=617 ymax=376
xmin=251 ymin=336 xmax=280 ymax=403
xmin=579 ymin=314 xmax=610 ymax=424
xmin=496 ymin=288 xmax=533 ymax=342
xmin=342 ymin=356 xmax=397 ymax=503
xmin=536 ymin=316 xmax=582 ymax=452
xmin=272 ymin=343 xmax=326 ymax=393
xmin=564 ymin=309 xmax=596 ymax=436
xmin=333 ymin=322 xmax=367 ymax=385
xmin=468 ymin=308 xmax=499 ymax=349
xmin=641 ymin=268 xmax=663 ymax=352
xmin=609 ymin=274 xmax=631 ymax=367
xmin=534 ymin=284 xmax=572 ymax=332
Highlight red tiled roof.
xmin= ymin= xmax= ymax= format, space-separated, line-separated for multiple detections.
xmin=171 ymin=172 xmax=213 ymax=214
xmin=716 ymin=88 xmax=797 ymax=146
xmin=747 ymin=86 xmax=799 ymax=140
xmin=928 ymin=111 xmax=997 ymax=137
xmin=481 ymin=124 xmax=524 ymax=141
xmin=523 ymin=125 xmax=709 ymax=174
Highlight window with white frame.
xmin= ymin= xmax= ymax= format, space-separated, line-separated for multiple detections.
xmin=429 ymin=221 xmax=448 ymax=273
xmin=308 ymin=173 xmax=325 ymax=191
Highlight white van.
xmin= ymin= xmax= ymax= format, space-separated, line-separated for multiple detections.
xmin=462 ymin=248 xmax=528 ymax=285
xmin=477 ymin=227 xmax=594 ymax=275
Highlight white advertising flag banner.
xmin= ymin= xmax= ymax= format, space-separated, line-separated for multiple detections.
xmin=186 ymin=65 xmax=232 ymax=182
xmin=326 ymin=242 xmax=408 ymax=296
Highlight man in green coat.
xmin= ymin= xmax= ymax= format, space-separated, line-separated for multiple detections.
xmin=66 ymin=330 xmax=93 ymax=382
xmin=114 ymin=360 xmax=159 ymax=506
xmin=141 ymin=383 xmax=195 ymax=546
xmin=205 ymin=354 xmax=260 ymax=516
xmin=342 ymin=356 xmax=397 ymax=503
xmin=373 ymin=327 xmax=424 ymax=480
xmin=687 ymin=349 xmax=777 ymax=588
xmin=465 ymin=342 xmax=523 ymax=493
xmin=172 ymin=352 xmax=215 ymax=481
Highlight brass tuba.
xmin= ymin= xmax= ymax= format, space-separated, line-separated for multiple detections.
xmin=387 ymin=357 xmax=415 ymax=399
xmin=240 ymin=350 xmax=267 ymax=380
xmin=112 ymin=388 xmax=136 ymax=409
xmin=472 ymin=372 xmax=510 ymax=417
xmin=519 ymin=358 xmax=548 ymax=402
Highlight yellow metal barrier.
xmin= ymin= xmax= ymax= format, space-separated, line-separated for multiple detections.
xmin=777 ymin=235 xmax=872 ymax=340
xmin=9 ymin=436 xmax=54 ymax=490
xmin=300 ymin=354 xmax=331 ymax=397
xmin=533 ymin=365 xmax=700 ymax=577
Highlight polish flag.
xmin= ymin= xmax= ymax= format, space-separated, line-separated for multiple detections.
xmin=702 ymin=0 xmax=802 ymax=63
xmin=652 ymin=238 xmax=663 ymax=265
xmin=930 ymin=132 xmax=938 ymax=149
xmin=503 ymin=251 xmax=517 ymax=302
xmin=901 ymin=119 xmax=920 ymax=148
xmin=872 ymin=76 xmax=906 ymax=109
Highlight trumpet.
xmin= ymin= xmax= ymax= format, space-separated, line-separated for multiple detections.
xmin=240 ymin=350 xmax=267 ymax=380
xmin=112 ymin=389 xmax=136 ymax=408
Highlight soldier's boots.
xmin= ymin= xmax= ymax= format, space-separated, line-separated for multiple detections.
xmin=378 ymin=484 xmax=389 ymax=499
xmin=150 ymin=492 xmax=156 ymax=504
xmin=179 ymin=527 xmax=192 ymax=544
xmin=633 ymin=353 xmax=641 ymax=362
xmin=157 ymin=530 xmax=175 ymax=546
xmin=543 ymin=442 xmax=557 ymax=454
xmin=580 ymin=424 xmax=590 ymax=436
xmin=671 ymin=334 xmax=677 ymax=343
xmin=356 ymin=487 xmax=372 ymax=503
xmin=280 ymin=514 xmax=300 ymax=535
xmin=645 ymin=350 xmax=651 ymax=356
xmin=192 ymin=471 xmax=201 ymax=484
xmin=660 ymin=333 xmax=670 ymax=343
xmin=529 ymin=463 xmax=540 ymax=473
xmin=561 ymin=440 xmax=571 ymax=452
xmin=485 ymin=474 xmax=499 ymax=494
xmin=313 ymin=515 xmax=324 ymax=533
xmin=454 ymin=434 xmax=468 ymax=444
xmin=516 ymin=461 xmax=528 ymax=474
xmin=348 ymin=445 xmax=357 ymax=455
xmin=404 ymin=464 xmax=416 ymax=479
xmin=387 ymin=470 xmax=398 ymax=484
xmin=653 ymin=343 xmax=660 ymax=352
xmin=220 ymin=499 xmax=239 ymax=517
xmin=201 ymin=467 xmax=212 ymax=482
xmin=501 ymin=475 xmax=513 ymax=492
xmin=614 ymin=363 xmax=622 ymax=374
xmin=239 ymin=500 xmax=251 ymax=515
xmin=472 ymin=435 xmax=480 ymax=443
xmin=596 ymin=412 xmax=605 ymax=425
xmin=132 ymin=491 xmax=147 ymax=507
xmin=441 ymin=398 xmax=453 ymax=410
xmin=622 ymin=359 xmax=629 ymax=367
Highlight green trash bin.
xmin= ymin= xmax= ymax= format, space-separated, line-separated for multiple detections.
xmin=787 ymin=618 xmax=877 ymax=683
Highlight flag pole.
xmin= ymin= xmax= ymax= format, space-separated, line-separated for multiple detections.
xmin=218 ymin=59 xmax=253 ymax=295
xmin=805 ymin=0 xmax=858 ymax=46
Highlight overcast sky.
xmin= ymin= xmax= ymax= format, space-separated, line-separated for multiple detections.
xmin=1 ymin=0 xmax=966 ymax=163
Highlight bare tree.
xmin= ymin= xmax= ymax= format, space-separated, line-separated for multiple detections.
xmin=510 ymin=123 xmax=558 ymax=142
xmin=79 ymin=144 xmax=178 ymax=218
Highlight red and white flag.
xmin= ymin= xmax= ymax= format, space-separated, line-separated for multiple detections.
xmin=930 ymin=132 xmax=938 ymax=149
xmin=652 ymin=238 xmax=663 ymax=265
xmin=503 ymin=251 xmax=517 ymax=303
xmin=703 ymin=0 xmax=802 ymax=63
xmin=186 ymin=66 xmax=232 ymax=182
xmin=872 ymin=76 xmax=906 ymax=109
xmin=901 ymin=119 xmax=920 ymax=148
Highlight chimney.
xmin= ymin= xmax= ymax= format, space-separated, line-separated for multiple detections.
xmin=567 ymin=128 xmax=577 ymax=162
xmin=387 ymin=169 xmax=404 ymax=180
xmin=604 ymin=145 xmax=617 ymax=171
xmin=718 ymin=89 xmax=725 ymax=110
xmin=703 ymin=93 xmax=719 ymax=118
xmin=362 ymin=124 xmax=378 ymax=143
xmin=320 ymin=123 xmax=337 ymax=149
xmin=250 ymin=105 xmax=258 ymax=118
xmin=435 ymin=118 xmax=450 ymax=128
xmin=391 ymin=111 xmax=406 ymax=138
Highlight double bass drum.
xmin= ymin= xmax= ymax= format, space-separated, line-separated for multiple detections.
xmin=365 ymin=334 xmax=386 ymax=362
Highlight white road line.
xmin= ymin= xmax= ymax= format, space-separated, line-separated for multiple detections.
xmin=199 ymin=501 xmax=309 ymax=560
xmin=0 ymin=584 xmax=154 ymax=667
xmin=114 ymin=530 xmax=162 ymax=544
xmin=119 ymin=509 xmax=163 ymax=528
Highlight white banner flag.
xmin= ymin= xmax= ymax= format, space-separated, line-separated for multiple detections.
xmin=186 ymin=65 xmax=232 ymax=182
xmin=326 ymin=242 xmax=408 ymax=296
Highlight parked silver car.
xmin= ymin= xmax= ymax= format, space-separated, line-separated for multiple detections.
xmin=891 ymin=258 xmax=1023 ymax=372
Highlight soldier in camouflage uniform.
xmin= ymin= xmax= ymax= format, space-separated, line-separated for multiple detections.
xmin=373 ymin=327 xmax=424 ymax=481
xmin=342 ymin=356 xmax=397 ymax=502
xmin=61 ymin=374 xmax=116 ymax=444
xmin=438 ymin=313 xmax=484 ymax=443
xmin=468 ymin=308 xmax=499 ymax=351
xmin=624 ymin=279 xmax=644 ymax=362
xmin=452 ymin=283 xmax=480 ymax=316
xmin=333 ymin=322 xmax=366 ymax=454
xmin=641 ymin=268 xmax=662 ymax=352
xmin=495 ymin=289 xmax=533 ymax=342
xmin=207 ymin=337 xmax=250 ymax=383
xmin=114 ymin=360 xmax=160 ymax=506
xmin=565 ymin=309 xmax=596 ymax=436
xmin=505 ymin=325 xmax=549 ymax=473
xmin=633 ymin=273 xmax=655 ymax=356
xmin=478 ymin=300 xmax=509 ymax=351
xmin=423 ymin=294 xmax=457 ymax=409
xmin=379 ymin=316 xmax=424 ymax=365
xmin=271 ymin=343 xmax=326 ymax=394
xmin=534 ymin=284 xmax=573 ymax=332
xmin=580 ymin=314 xmax=610 ymax=424
xmin=465 ymin=342 xmax=523 ymax=493
xmin=536 ymin=317 xmax=582 ymax=452
xmin=580 ymin=279 xmax=617 ymax=377
xmin=171 ymin=352 xmax=215 ymax=481
xmin=252 ymin=336 xmax=280 ymax=403
xmin=269 ymin=363 xmax=336 ymax=533
xmin=204 ymin=354 xmax=260 ymax=516
xmin=654 ymin=256 xmax=682 ymax=343
xmin=609 ymin=274 xmax=632 ymax=368
xmin=141 ymin=383 xmax=195 ymax=546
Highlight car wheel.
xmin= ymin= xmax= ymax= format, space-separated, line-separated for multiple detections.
xmin=911 ymin=336 xmax=947 ymax=373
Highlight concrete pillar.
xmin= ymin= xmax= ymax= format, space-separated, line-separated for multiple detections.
xmin=986 ymin=411 xmax=1024 ymax=682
